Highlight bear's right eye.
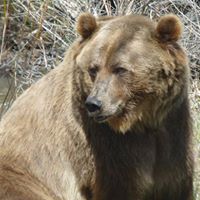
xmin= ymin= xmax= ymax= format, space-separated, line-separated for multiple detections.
xmin=113 ymin=67 xmax=128 ymax=75
xmin=88 ymin=66 xmax=98 ymax=79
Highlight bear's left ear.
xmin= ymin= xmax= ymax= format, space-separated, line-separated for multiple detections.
xmin=156 ymin=14 xmax=183 ymax=42
xmin=76 ymin=13 xmax=97 ymax=39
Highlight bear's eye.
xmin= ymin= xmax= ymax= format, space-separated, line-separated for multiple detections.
xmin=113 ymin=67 xmax=128 ymax=75
xmin=88 ymin=66 xmax=99 ymax=78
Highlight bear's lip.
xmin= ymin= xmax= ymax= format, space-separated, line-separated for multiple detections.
xmin=87 ymin=110 xmax=111 ymax=122
xmin=87 ymin=105 xmax=124 ymax=123
xmin=94 ymin=115 xmax=111 ymax=123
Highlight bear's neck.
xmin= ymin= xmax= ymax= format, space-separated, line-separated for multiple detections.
xmin=85 ymin=119 xmax=155 ymax=200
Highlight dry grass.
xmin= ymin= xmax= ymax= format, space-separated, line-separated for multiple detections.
xmin=191 ymin=79 xmax=200 ymax=199
xmin=0 ymin=0 xmax=200 ymax=198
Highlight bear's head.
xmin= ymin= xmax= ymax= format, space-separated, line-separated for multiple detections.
xmin=75 ymin=13 xmax=189 ymax=133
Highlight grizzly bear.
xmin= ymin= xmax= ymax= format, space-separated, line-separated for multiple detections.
xmin=0 ymin=13 xmax=193 ymax=200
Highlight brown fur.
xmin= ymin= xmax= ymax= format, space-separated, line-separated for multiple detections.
xmin=0 ymin=13 xmax=193 ymax=200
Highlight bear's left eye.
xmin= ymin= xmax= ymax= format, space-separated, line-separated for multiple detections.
xmin=113 ymin=67 xmax=128 ymax=75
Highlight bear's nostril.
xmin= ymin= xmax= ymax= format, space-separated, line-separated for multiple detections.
xmin=85 ymin=97 xmax=102 ymax=113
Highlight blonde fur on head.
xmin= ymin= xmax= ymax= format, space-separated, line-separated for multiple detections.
xmin=156 ymin=14 xmax=183 ymax=42
xmin=76 ymin=13 xmax=97 ymax=39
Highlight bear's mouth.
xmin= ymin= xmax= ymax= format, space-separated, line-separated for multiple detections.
xmin=93 ymin=109 xmax=124 ymax=123
xmin=87 ymin=103 xmax=125 ymax=123
xmin=94 ymin=115 xmax=111 ymax=123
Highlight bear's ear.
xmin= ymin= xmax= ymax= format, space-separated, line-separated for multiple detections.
xmin=76 ymin=13 xmax=97 ymax=39
xmin=156 ymin=14 xmax=183 ymax=42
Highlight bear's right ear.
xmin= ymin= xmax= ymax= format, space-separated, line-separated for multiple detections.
xmin=76 ymin=13 xmax=97 ymax=39
xmin=156 ymin=14 xmax=183 ymax=42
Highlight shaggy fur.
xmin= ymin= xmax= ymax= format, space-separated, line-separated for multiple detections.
xmin=0 ymin=13 xmax=193 ymax=200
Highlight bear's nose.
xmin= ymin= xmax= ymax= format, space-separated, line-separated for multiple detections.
xmin=85 ymin=96 xmax=102 ymax=113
